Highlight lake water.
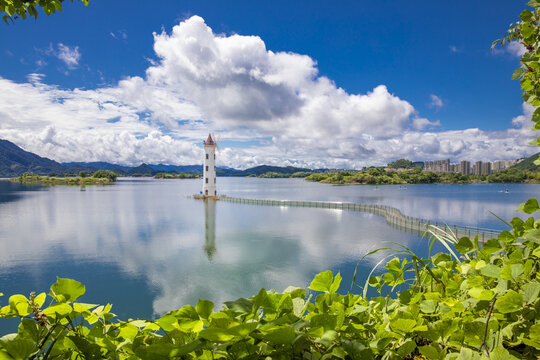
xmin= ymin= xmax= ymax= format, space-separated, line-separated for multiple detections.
xmin=0 ymin=178 xmax=538 ymax=332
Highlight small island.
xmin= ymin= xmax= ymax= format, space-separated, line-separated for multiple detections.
xmin=8 ymin=170 xmax=118 ymax=186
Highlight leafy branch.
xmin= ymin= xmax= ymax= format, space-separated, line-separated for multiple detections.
xmin=0 ymin=0 xmax=89 ymax=24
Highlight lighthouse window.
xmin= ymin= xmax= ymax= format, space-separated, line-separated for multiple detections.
xmin=206 ymin=154 xmax=209 ymax=159
xmin=205 ymin=178 xmax=208 ymax=183
xmin=214 ymin=177 xmax=216 ymax=183
xmin=205 ymin=166 xmax=208 ymax=171
xmin=214 ymin=154 xmax=216 ymax=159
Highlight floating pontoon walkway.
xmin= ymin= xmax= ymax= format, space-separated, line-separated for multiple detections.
xmin=212 ymin=196 xmax=501 ymax=241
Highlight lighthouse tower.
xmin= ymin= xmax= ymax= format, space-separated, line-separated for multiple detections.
xmin=202 ymin=134 xmax=217 ymax=197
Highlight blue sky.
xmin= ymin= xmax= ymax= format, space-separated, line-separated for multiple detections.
xmin=0 ymin=0 xmax=537 ymax=168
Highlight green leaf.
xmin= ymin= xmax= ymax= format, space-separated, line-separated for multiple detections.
xmin=525 ymin=229 xmax=540 ymax=243
xmin=512 ymin=67 xmax=525 ymax=80
xmin=42 ymin=303 xmax=73 ymax=317
xmin=311 ymin=314 xmax=338 ymax=332
xmin=500 ymin=263 xmax=524 ymax=280
xmin=498 ymin=230 xmax=515 ymax=243
xmin=52 ymin=0 xmax=62 ymax=11
xmin=315 ymin=329 xmax=338 ymax=348
xmin=195 ymin=299 xmax=213 ymax=319
xmin=331 ymin=346 xmax=346 ymax=359
xmin=521 ymin=9 xmax=534 ymax=22
xmin=522 ymin=282 xmax=540 ymax=304
xmin=199 ymin=328 xmax=237 ymax=342
xmin=224 ymin=298 xmax=252 ymax=313
xmin=170 ymin=304 xmax=199 ymax=321
xmin=283 ymin=286 xmax=305 ymax=299
xmin=72 ymin=303 xmax=98 ymax=312
xmin=397 ymin=339 xmax=416 ymax=357
xmin=8 ymin=295 xmax=30 ymax=317
xmin=156 ymin=314 xmax=178 ymax=332
xmin=491 ymin=345 xmax=519 ymax=360
xmin=517 ymin=198 xmax=539 ymax=214
xmin=418 ymin=344 xmax=441 ymax=360
xmin=118 ymin=323 xmax=138 ymax=341
xmin=481 ymin=238 xmax=502 ymax=254
xmin=530 ymin=323 xmax=540 ymax=341
xmin=18 ymin=319 xmax=39 ymax=342
xmin=0 ymin=334 xmax=35 ymax=360
xmin=174 ymin=319 xmax=201 ymax=333
xmin=455 ymin=237 xmax=474 ymax=253
xmin=66 ymin=336 xmax=102 ymax=359
xmin=50 ymin=277 xmax=85 ymax=303
xmin=33 ymin=293 xmax=46 ymax=308
xmin=390 ymin=318 xmax=416 ymax=333
xmin=229 ymin=322 xmax=258 ymax=337
xmin=170 ymin=340 xmax=203 ymax=357
xmin=522 ymin=23 xmax=535 ymax=38
xmin=496 ymin=290 xmax=523 ymax=314
xmin=419 ymin=300 xmax=437 ymax=314
xmin=309 ymin=271 xmax=334 ymax=293
xmin=263 ymin=326 xmax=296 ymax=345
xmin=329 ymin=272 xmax=342 ymax=294
xmin=480 ymin=264 xmax=501 ymax=278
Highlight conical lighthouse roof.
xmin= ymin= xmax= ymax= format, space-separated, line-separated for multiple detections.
xmin=204 ymin=133 xmax=215 ymax=146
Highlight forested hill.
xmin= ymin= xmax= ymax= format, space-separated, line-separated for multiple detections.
xmin=0 ymin=139 xmax=66 ymax=177
xmin=225 ymin=165 xmax=314 ymax=177
xmin=510 ymin=152 xmax=540 ymax=172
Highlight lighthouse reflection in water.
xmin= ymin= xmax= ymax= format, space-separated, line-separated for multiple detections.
xmin=203 ymin=199 xmax=216 ymax=259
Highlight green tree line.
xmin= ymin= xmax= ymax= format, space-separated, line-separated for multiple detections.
xmin=304 ymin=168 xmax=540 ymax=185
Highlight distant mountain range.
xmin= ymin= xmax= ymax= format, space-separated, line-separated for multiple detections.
xmin=0 ymin=139 xmax=65 ymax=177
xmin=0 ymin=139 xmax=323 ymax=177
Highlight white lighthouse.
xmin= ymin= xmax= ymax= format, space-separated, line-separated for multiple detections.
xmin=202 ymin=134 xmax=217 ymax=197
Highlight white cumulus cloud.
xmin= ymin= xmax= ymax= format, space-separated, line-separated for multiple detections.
xmin=0 ymin=16 xmax=537 ymax=169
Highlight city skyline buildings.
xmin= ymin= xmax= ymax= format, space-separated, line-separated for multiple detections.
xmin=423 ymin=158 xmax=520 ymax=175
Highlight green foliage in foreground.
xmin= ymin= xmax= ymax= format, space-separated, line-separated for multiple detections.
xmin=154 ymin=172 xmax=200 ymax=179
xmin=1 ymin=201 xmax=540 ymax=359
xmin=305 ymin=168 xmax=540 ymax=185
xmin=9 ymin=172 xmax=114 ymax=185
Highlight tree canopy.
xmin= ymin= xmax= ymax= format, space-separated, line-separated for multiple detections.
xmin=1 ymin=0 xmax=89 ymax=23
xmin=387 ymin=159 xmax=418 ymax=169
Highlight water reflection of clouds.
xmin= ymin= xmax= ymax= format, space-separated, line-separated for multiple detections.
xmin=0 ymin=181 xmax=418 ymax=316
xmin=1 ymin=179 xmax=537 ymax=318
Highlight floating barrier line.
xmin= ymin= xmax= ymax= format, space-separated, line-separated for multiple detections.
xmin=209 ymin=195 xmax=501 ymax=241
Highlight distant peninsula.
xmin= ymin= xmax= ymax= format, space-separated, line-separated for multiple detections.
xmin=7 ymin=171 xmax=117 ymax=186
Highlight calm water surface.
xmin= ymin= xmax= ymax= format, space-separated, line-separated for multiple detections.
xmin=0 ymin=178 xmax=538 ymax=332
